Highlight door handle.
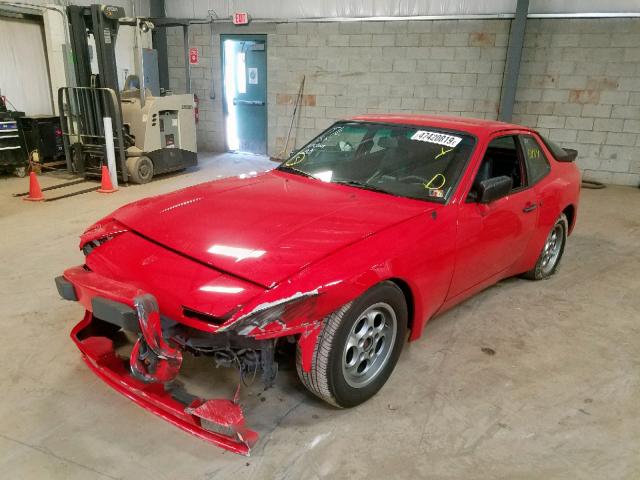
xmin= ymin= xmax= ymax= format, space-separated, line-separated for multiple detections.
xmin=233 ymin=99 xmax=265 ymax=106
xmin=522 ymin=203 xmax=537 ymax=213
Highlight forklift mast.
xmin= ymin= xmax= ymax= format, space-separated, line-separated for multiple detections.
xmin=68 ymin=4 xmax=125 ymax=108
xmin=62 ymin=5 xmax=129 ymax=181
xmin=60 ymin=5 xmax=201 ymax=184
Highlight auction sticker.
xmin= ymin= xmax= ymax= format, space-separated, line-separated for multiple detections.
xmin=411 ymin=130 xmax=462 ymax=148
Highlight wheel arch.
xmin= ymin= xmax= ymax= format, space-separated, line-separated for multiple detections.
xmin=387 ymin=277 xmax=415 ymax=335
xmin=562 ymin=204 xmax=576 ymax=234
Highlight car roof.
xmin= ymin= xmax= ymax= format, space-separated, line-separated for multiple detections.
xmin=348 ymin=114 xmax=530 ymax=137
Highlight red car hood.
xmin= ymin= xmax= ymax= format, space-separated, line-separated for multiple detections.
xmin=112 ymin=170 xmax=430 ymax=287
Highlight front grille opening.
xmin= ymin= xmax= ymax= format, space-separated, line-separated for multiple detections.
xmin=82 ymin=236 xmax=113 ymax=256
xmin=182 ymin=306 xmax=226 ymax=326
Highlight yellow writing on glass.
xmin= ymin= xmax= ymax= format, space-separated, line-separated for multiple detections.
xmin=435 ymin=147 xmax=453 ymax=159
xmin=424 ymin=173 xmax=446 ymax=189
xmin=285 ymin=152 xmax=306 ymax=166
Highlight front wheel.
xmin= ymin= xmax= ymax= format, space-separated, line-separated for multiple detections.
xmin=296 ymin=282 xmax=408 ymax=408
xmin=126 ymin=156 xmax=154 ymax=184
xmin=523 ymin=213 xmax=568 ymax=280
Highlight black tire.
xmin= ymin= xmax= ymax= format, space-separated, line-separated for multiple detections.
xmin=126 ymin=156 xmax=154 ymax=184
xmin=523 ymin=213 xmax=568 ymax=280
xmin=296 ymin=282 xmax=408 ymax=408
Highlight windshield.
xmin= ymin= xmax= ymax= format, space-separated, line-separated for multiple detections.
xmin=277 ymin=121 xmax=476 ymax=202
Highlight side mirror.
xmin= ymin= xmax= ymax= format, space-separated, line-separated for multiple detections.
xmin=477 ymin=175 xmax=512 ymax=204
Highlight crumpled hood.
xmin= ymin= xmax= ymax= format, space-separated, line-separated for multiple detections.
xmin=112 ymin=170 xmax=430 ymax=287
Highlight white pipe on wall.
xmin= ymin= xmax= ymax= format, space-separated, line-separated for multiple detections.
xmin=206 ymin=12 xmax=640 ymax=23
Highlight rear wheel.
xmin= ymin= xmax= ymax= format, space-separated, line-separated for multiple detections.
xmin=523 ymin=213 xmax=568 ymax=280
xmin=126 ymin=156 xmax=154 ymax=184
xmin=296 ymin=282 xmax=407 ymax=408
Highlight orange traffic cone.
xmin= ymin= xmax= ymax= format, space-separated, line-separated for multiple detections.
xmin=23 ymin=172 xmax=44 ymax=201
xmin=97 ymin=165 xmax=117 ymax=193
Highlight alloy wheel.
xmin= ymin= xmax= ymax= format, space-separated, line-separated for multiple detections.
xmin=342 ymin=302 xmax=397 ymax=388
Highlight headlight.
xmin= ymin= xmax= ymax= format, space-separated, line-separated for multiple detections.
xmin=224 ymin=290 xmax=319 ymax=335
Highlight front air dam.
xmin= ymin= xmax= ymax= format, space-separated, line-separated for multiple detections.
xmin=71 ymin=311 xmax=258 ymax=455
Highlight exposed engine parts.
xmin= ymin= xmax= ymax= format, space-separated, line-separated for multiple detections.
xmin=211 ymin=346 xmax=278 ymax=388
xmin=172 ymin=329 xmax=279 ymax=389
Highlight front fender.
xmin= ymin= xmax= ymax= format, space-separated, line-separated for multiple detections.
xmin=224 ymin=215 xmax=450 ymax=370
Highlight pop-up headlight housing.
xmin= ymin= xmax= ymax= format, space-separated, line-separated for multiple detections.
xmin=223 ymin=290 xmax=319 ymax=335
xmin=79 ymin=218 xmax=129 ymax=255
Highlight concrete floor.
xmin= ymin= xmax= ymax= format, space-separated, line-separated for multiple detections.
xmin=0 ymin=153 xmax=638 ymax=479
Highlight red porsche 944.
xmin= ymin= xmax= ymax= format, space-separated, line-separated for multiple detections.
xmin=56 ymin=115 xmax=580 ymax=454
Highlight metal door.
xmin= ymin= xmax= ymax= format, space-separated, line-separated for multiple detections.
xmin=222 ymin=35 xmax=267 ymax=154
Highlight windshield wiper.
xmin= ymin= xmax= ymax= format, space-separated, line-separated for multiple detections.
xmin=277 ymin=165 xmax=314 ymax=178
xmin=334 ymin=180 xmax=392 ymax=195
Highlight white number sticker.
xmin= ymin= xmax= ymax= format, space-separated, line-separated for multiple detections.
xmin=411 ymin=130 xmax=462 ymax=148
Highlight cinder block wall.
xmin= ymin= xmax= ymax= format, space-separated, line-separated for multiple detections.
xmin=167 ymin=18 xmax=640 ymax=185
xmin=513 ymin=19 xmax=640 ymax=185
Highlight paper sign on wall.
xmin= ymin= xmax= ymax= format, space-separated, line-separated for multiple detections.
xmin=248 ymin=67 xmax=258 ymax=84
xmin=189 ymin=47 xmax=199 ymax=65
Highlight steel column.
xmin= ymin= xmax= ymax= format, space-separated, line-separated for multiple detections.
xmin=150 ymin=0 xmax=170 ymax=91
xmin=183 ymin=25 xmax=191 ymax=93
xmin=498 ymin=0 xmax=529 ymax=122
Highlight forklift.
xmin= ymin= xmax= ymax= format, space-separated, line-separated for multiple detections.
xmin=60 ymin=4 xmax=199 ymax=184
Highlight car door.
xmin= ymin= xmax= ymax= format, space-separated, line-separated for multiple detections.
xmin=448 ymin=133 xmax=539 ymax=298
xmin=520 ymin=133 xmax=553 ymax=225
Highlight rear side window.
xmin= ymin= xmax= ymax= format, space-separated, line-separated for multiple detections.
xmin=541 ymin=135 xmax=567 ymax=159
xmin=520 ymin=135 xmax=550 ymax=185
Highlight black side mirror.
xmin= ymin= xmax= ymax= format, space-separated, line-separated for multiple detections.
xmin=477 ymin=175 xmax=513 ymax=204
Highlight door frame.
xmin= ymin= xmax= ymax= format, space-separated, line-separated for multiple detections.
xmin=445 ymin=129 xmax=539 ymax=301
xmin=220 ymin=34 xmax=268 ymax=153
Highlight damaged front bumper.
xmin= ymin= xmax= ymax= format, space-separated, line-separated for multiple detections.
xmin=58 ymin=267 xmax=259 ymax=455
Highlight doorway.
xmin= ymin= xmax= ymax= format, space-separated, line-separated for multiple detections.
xmin=0 ymin=15 xmax=54 ymax=115
xmin=221 ymin=35 xmax=267 ymax=154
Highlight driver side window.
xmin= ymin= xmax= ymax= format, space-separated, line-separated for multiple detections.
xmin=473 ymin=135 xmax=526 ymax=193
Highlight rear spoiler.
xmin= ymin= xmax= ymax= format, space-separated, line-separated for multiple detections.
xmin=540 ymin=136 xmax=578 ymax=163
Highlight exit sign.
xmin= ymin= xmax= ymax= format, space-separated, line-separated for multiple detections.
xmin=232 ymin=12 xmax=249 ymax=25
